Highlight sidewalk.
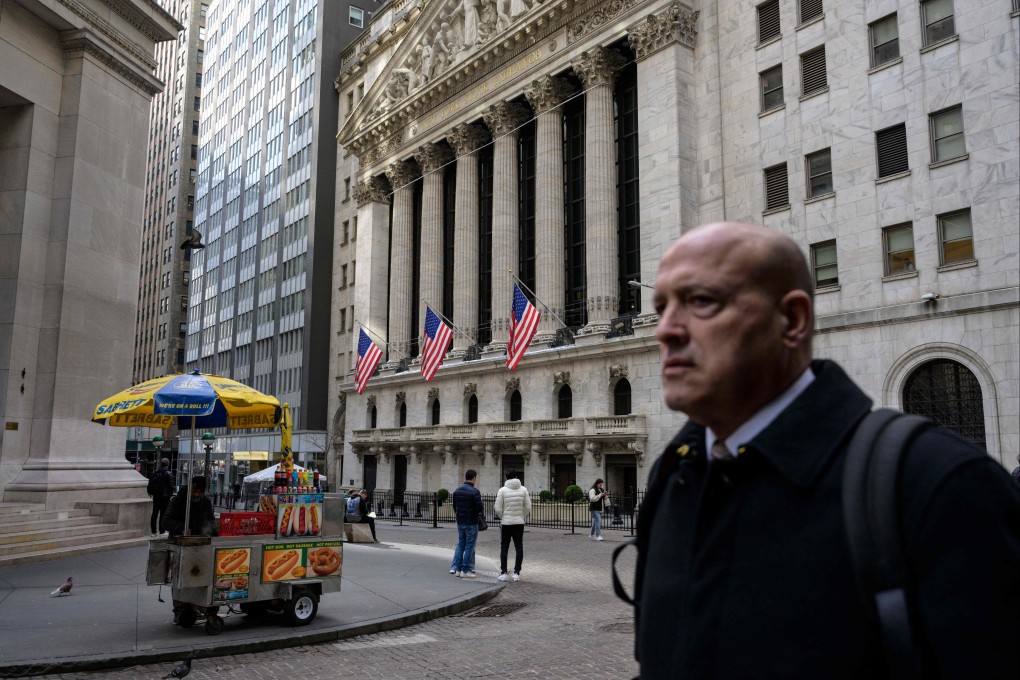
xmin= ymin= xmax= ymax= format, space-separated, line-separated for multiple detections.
xmin=0 ymin=531 xmax=501 ymax=677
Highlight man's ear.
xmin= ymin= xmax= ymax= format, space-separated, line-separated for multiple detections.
xmin=778 ymin=290 xmax=813 ymax=349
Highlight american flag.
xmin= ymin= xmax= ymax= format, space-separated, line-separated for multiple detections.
xmin=421 ymin=307 xmax=453 ymax=382
xmin=354 ymin=329 xmax=383 ymax=395
xmin=507 ymin=283 xmax=540 ymax=371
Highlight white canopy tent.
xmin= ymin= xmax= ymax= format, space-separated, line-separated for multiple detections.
xmin=243 ymin=462 xmax=327 ymax=483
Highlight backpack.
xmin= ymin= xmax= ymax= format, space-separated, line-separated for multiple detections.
xmin=346 ymin=495 xmax=361 ymax=521
xmin=612 ymin=409 xmax=930 ymax=679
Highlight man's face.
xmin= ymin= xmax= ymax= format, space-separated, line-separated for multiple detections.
xmin=654 ymin=234 xmax=787 ymax=433
xmin=190 ymin=488 xmax=204 ymax=501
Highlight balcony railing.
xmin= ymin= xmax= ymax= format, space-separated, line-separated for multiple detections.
xmin=351 ymin=415 xmax=646 ymax=447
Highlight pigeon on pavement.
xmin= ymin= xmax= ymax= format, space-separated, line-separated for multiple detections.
xmin=49 ymin=577 xmax=73 ymax=597
xmin=162 ymin=657 xmax=191 ymax=679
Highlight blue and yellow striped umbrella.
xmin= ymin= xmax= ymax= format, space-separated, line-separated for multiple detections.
xmin=92 ymin=371 xmax=281 ymax=430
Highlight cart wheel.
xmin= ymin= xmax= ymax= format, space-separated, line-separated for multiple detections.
xmin=240 ymin=601 xmax=270 ymax=616
xmin=285 ymin=591 xmax=318 ymax=626
xmin=205 ymin=615 xmax=223 ymax=635
xmin=178 ymin=608 xmax=198 ymax=628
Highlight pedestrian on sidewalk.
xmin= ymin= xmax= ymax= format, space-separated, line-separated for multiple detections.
xmin=358 ymin=489 xmax=379 ymax=542
xmin=450 ymin=469 xmax=483 ymax=578
xmin=588 ymin=478 xmax=608 ymax=541
xmin=494 ymin=470 xmax=531 ymax=581
xmin=146 ymin=458 xmax=175 ymax=536
xmin=162 ymin=476 xmax=217 ymax=625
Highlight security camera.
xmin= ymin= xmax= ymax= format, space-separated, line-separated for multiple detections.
xmin=921 ymin=292 xmax=939 ymax=302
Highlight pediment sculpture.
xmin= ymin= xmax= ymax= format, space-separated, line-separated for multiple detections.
xmin=379 ymin=0 xmax=549 ymax=112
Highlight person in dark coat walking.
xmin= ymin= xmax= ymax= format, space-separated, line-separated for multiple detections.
xmin=147 ymin=458 xmax=176 ymax=535
xmin=630 ymin=222 xmax=1019 ymax=679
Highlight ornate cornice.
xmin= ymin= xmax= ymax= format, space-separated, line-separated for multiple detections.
xmin=446 ymin=123 xmax=490 ymax=156
xmin=571 ymin=46 xmax=627 ymax=89
xmin=56 ymin=0 xmax=165 ymax=70
xmin=628 ymin=1 xmax=699 ymax=59
xmin=414 ymin=141 xmax=454 ymax=174
xmin=524 ymin=75 xmax=577 ymax=115
xmin=482 ymin=101 xmax=532 ymax=137
xmin=353 ymin=176 xmax=391 ymax=207
xmin=61 ymin=30 xmax=162 ymax=96
xmin=567 ymin=0 xmax=641 ymax=44
xmin=385 ymin=159 xmax=422 ymax=190
xmin=101 ymin=0 xmax=182 ymax=42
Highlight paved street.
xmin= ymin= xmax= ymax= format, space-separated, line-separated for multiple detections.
xmin=35 ymin=522 xmax=640 ymax=680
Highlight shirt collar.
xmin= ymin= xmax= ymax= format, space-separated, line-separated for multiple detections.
xmin=706 ymin=367 xmax=815 ymax=458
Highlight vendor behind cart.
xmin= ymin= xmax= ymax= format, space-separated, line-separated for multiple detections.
xmin=162 ymin=476 xmax=218 ymax=538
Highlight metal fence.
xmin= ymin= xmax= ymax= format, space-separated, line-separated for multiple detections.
xmin=364 ymin=490 xmax=648 ymax=536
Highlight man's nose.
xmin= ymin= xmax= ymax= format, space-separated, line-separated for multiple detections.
xmin=656 ymin=303 xmax=690 ymax=343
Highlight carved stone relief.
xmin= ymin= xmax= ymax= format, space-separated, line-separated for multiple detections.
xmin=366 ymin=395 xmax=377 ymax=407
xmin=428 ymin=386 xmax=440 ymax=400
xmin=463 ymin=382 xmax=478 ymax=396
xmin=395 ymin=391 xmax=407 ymax=404
xmin=610 ymin=365 xmax=629 ymax=380
xmin=505 ymin=377 xmax=521 ymax=394
xmin=553 ymin=371 xmax=571 ymax=386
xmin=446 ymin=123 xmax=491 ymax=156
xmin=567 ymin=0 xmax=640 ymax=44
xmin=482 ymin=100 xmax=532 ymax=137
xmin=628 ymin=1 xmax=700 ymax=59
xmin=572 ymin=46 xmax=628 ymax=89
xmin=523 ymin=75 xmax=576 ymax=115
xmin=414 ymin=141 xmax=455 ymax=173
xmin=353 ymin=176 xmax=391 ymax=207
xmin=385 ymin=159 xmax=422 ymax=190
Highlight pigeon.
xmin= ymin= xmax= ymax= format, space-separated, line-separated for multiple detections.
xmin=180 ymin=229 xmax=205 ymax=250
xmin=162 ymin=657 xmax=191 ymax=679
xmin=49 ymin=577 xmax=73 ymax=597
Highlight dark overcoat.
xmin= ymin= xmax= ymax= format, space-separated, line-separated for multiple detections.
xmin=635 ymin=360 xmax=1020 ymax=679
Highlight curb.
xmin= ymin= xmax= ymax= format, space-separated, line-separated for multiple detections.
xmin=0 ymin=584 xmax=503 ymax=678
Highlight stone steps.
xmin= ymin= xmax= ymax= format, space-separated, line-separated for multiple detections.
xmin=0 ymin=520 xmax=111 ymax=545
xmin=0 ymin=535 xmax=152 ymax=567
xmin=0 ymin=510 xmax=96 ymax=532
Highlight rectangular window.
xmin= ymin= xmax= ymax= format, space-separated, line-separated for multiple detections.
xmin=801 ymin=47 xmax=827 ymax=96
xmin=869 ymin=14 xmax=900 ymax=67
xmin=921 ymin=0 xmax=955 ymax=46
xmin=876 ymin=123 xmax=908 ymax=178
xmin=758 ymin=0 xmax=781 ymax=43
xmin=763 ymin=163 xmax=789 ymax=211
xmin=883 ymin=223 xmax=915 ymax=275
xmin=760 ymin=65 xmax=784 ymax=112
xmin=811 ymin=241 xmax=838 ymax=287
xmin=349 ymin=6 xmax=364 ymax=27
xmin=938 ymin=209 xmax=974 ymax=265
xmin=193 ymin=97 xmax=201 ymax=111
xmin=806 ymin=148 xmax=832 ymax=197
xmin=800 ymin=0 xmax=823 ymax=24
xmin=930 ymin=106 xmax=965 ymax=163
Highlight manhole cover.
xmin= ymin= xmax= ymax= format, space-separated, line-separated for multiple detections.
xmin=599 ymin=621 xmax=634 ymax=634
xmin=464 ymin=602 xmax=528 ymax=617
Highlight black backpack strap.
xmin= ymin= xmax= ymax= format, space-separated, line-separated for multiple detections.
xmin=611 ymin=539 xmax=637 ymax=605
xmin=842 ymin=408 xmax=930 ymax=680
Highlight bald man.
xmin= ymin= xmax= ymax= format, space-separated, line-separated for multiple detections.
xmin=626 ymin=223 xmax=1018 ymax=679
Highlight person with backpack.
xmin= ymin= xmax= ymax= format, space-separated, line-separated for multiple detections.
xmin=620 ymin=222 xmax=1019 ymax=679
xmin=587 ymin=478 xmax=608 ymax=541
xmin=449 ymin=469 xmax=483 ymax=578
xmin=147 ymin=458 xmax=176 ymax=536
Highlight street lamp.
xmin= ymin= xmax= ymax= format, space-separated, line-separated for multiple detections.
xmin=627 ymin=280 xmax=654 ymax=289
xmin=201 ymin=432 xmax=216 ymax=482
xmin=152 ymin=435 xmax=165 ymax=476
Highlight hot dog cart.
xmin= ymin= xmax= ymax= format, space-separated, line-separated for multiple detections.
xmin=146 ymin=492 xmax=345 ymax=634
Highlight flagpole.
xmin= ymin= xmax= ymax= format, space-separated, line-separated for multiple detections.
xmin=420 ymin=299 xmax=476 ymax=346
xmin=358 ymin=323 xmax=408 ymax=359
xmin=508 ymin=270 xmax=570 ymax=330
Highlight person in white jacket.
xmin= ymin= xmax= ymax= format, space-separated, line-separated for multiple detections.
xmin=494 ymin=470 xmax=531 ymax=581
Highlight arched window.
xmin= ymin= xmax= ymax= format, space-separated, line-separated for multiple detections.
xmin=614 ymin=378 xmax=632 ymax=415
xmin=558 ymin=385 xmax=573 ymax=419
xmin=399 ymin=401 xmax=407 ymax=427
xmin=468 ymin=394 xmax=478 ymax=424
xmin=369 ymin=405 xmax=377 ymax=429
xmin=903 ymin=359 xmax=985 ymax=448
xmin=431 ymin=399 xmax=441 ymax=426
xmin=509 ymin=390 xmax=522 ymax=422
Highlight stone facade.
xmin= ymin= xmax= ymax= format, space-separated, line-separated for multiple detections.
xmin=0 ymin=0 xmax=179 ymax=507
xmin=330 ymin=0 xmax=1019 ymax=497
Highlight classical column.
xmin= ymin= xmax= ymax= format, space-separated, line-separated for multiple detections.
xmin=628 ymin=3 xmax=700 ymax=322
xmin=525 ymin=76 xmax=576 ymax=343
xmin=572 ymin=47 xmax=627 ymax=335
xmin=413 ymin=142 xmax=454 ymax=334
xmin=446 ymin=123 xmax=491 ymax=353
xmin=384 ymin=159 xmax=421 ymax=362
xmin=481 ymin=101 xmax=531 ymax=351
xmin=352 ymin=175 xmax=393 ymax=353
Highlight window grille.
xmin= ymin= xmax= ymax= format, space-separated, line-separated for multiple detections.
xmin=801 ymin=47 xmax=827 ymax=96
xmin=800 ymin=0 xmax=823 ymax=24
xmin=903 ymin=360 xmax=985 ymax=448
xmin=811 ymin=241 xmax=838 ymax=287
xmin=869 ymin=14 xmax=900 ymax=67
xmin=937 ymin=209 xmax=974 ymax=265
xmin=764 ymin=164 xmax=789 ymax=211
xmin=876 ymin=124 xmax=908 ymax=178
xmin=806 ymin=148 xmax=832 ymax=197
xmin=760 ymin=65 xmax=784 ymax=112
xmin=758 ymin=0 xmax=781 ymax=43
